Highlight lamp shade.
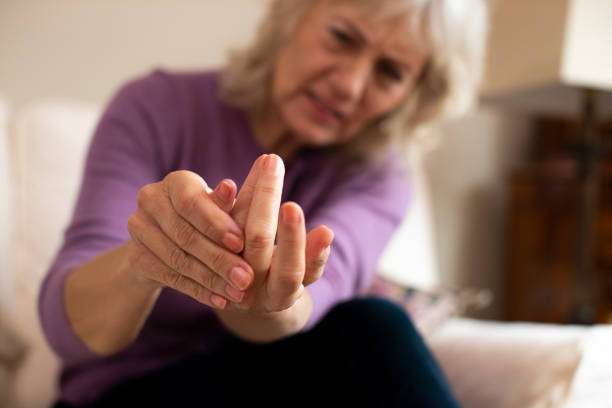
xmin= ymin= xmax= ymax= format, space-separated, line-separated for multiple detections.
xmin=482 ymin=0 xmax=612 ymax=116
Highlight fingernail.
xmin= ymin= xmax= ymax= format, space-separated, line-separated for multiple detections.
xmin=211 ymin=294 xmax=227 ymax=309
xmin=264 ymin=154 xmax=284 ymax=175
xmin=217 ymin=181 xmax=232 ymax=202
xmin=224 ymin=284 xmax=245 ymax=302
xmin=230 ymin=266 xmax=252 ymax=290
xmin=256 ymin=154 xmax=268 ymax=169
xmin=222 ymin=233 xmax=243 ymax=253
xmin=282 ymin=205 xmax=301 ymax=224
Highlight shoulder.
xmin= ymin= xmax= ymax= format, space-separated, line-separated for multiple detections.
xmin=112 ymin=67 xmax=221 ymax=107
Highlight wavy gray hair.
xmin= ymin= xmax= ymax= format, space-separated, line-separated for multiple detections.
xmin=220 ymin=0 xmax=488 ymax=166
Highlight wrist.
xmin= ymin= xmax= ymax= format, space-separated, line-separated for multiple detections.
xmin=122 ymin=240 xmax=164 ymax=294
xmin=215 ymin=289 xmax=313 ymax=343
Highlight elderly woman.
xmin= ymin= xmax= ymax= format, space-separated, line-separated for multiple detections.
xmin=42 ymin=0 xmax=487 ymax=406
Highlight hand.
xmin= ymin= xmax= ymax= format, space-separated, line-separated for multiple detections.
xmin=225 ymin=154 xmax=335 ymax=314
xmin=125 ymin=170 xmax=256 ymax=310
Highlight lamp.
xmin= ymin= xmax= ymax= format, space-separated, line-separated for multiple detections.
xmin=482 ymin=0 xmax=612 ymax=324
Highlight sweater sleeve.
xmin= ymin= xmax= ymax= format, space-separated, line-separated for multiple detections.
xmin=301 ymin=154 xmax=412 ymax=331
xmin=37 ymin=69 xmax=182 ymax=365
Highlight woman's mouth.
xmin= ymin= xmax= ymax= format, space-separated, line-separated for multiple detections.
xmin=305 ymin=91 xmax=343 ymax=124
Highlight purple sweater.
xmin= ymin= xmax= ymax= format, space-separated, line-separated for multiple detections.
xmin=38 ymin=68 xmax=411 ymax=406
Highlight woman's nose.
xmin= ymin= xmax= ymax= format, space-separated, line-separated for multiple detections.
xmin=330 ymin=58 xmax=370 ymax=103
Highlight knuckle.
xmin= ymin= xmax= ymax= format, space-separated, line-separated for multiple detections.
xmin=137 ymin=183 xmax=155 ymax=208
xmin=277 ymin=274 xmax=302 ymax=294
xmin=126 ymin=213 xmax=139 ymax=235
xmin=268 ymin=297 xmax=291 ymax=313
xmin=246 ymin=231 xmax=274 ymax=250
xmin=282 ymin=234 xmax=302 ymax=247
xmin=174 ymin=187 xmax=198 ymax=216
xmin=191 ymin=283 xmax=208 ymax=304
xmin=174 ymin=218 xmax=197 ymax=249
xmin=169 ymin=245 xmax=190 ymax=273
xmin=163 ymin=268 xmax=181 ymax=289
xmin=208 ymin=250 xmax=226 ymax=275
xmin=165 ymin=170 xmax=185 ymax=183
xmin=312 ymin=256 xmax=327 ymax=271
xmin=127 ymin=213 xmax=146 ymax=242
xmin=260 ymin=185 xmax=277 ymax=196
xmin=201 ymin=219 xmax=218 ymax=241
xmin=201 ymin=269 xmax=215 ymax=291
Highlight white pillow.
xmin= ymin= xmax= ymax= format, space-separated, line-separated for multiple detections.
xmin=9 ymin=99 xmax=101 ymax=408
xmin=428 ymin=318 xmax=585 ymax=408
xmin=11 ymin=99 xmax=101 ymax=302
xmin=0 ymin=96 xmax=12 ymax=322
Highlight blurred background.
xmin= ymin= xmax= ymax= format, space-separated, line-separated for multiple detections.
xmin=2 ymin=0 xmax=612 ymax=321
xmin=1 ymin=0 xmax=612 ymax=406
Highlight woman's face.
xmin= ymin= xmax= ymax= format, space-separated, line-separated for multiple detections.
xmin=271 ymin=0 xmax=430 ymax=147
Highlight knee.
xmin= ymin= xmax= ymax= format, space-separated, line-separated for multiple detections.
xmin=322 ymin=296 xmax=421 ymax=344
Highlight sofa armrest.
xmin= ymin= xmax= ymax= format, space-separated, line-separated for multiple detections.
xmin=427 ymin=318 xmax=585 ymax=408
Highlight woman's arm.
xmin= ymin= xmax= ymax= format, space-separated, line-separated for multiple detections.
xmin=39 ymin=70 xmax=183 ymax=363
xmin=64 ymin=241 xmax=162 ymax=356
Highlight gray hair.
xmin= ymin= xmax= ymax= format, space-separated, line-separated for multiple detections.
xmin=220 ymin=0 xmax=488 ymax=166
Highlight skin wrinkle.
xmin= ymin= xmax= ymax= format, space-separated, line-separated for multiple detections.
xmin=248 ymin=0 xmax=429 ymax=166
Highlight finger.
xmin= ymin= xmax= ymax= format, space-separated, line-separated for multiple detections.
xmin=161 ymin=171 xmax=244 ymax=253
xmin=266 ymin=202 xmax=306 ymax=311
xmin=144 ymin=194 xmax=254 ymax=291
xmin=140 ymin=245 xmax=229 ymax=309
xmin=127 ymin=211 xmax=249 ymax=303
xmin=304 ymin=225 xmax=335 ymax=286
xmin=231 ymin=154 xmax=267 ymax=230
xmin=209 ymin=178 xmax=237 ymax=214
xmin=244 ymin=154 xmax=285 ymax=273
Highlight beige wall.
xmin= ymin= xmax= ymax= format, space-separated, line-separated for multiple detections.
xmin=423 ymin=108 xmax=532 ymax=318
xmin=0 ymin=0 xmax=267 ymax=109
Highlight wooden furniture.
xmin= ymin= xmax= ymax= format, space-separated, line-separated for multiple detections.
xmin=505 ymin=117 xmax=612 ymax=324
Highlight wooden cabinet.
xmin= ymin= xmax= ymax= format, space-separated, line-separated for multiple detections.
xmin=504 ymin=118 xmax=612 ymax=324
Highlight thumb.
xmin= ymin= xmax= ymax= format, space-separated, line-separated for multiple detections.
xmin=303 ymin=225 xmax=334 ymax=286
xmin=209 ymin=178 xmax=237 ymax=214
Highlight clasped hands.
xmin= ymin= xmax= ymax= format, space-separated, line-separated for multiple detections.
xmin=127 ymin=154 xmax=334 ymax=319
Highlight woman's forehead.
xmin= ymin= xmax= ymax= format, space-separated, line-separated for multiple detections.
xmin=313 ymin=0 xmax=431 ymax=54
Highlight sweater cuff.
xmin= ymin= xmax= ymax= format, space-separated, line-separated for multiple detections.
xmin=38 ymin=255 xmax=101 ymax=365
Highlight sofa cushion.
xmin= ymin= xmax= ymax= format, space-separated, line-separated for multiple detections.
xmin=11 ymin=99 xmax=101 ymax=301
xmin=428 ymin=318 xmax=585 ymax=408
xmin=9 ymin=98 xmax=101 ymax=408
xmin=0 ymin=96 xmax=12 ymax=322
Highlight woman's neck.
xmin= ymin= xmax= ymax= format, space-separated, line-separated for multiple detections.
xmin=247 ymin=105 xmax=302 ymax=167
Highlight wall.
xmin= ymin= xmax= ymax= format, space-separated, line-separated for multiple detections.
xmin=423 ymin=108 xmax=532 ymax=318
xmin=0 ymin=0 xmax=267 ymax=109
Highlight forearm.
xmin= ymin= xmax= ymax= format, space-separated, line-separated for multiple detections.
xmin=215 ymin=289 xmax=313 ymax=343
xmin=64 ymin=240 xmax=162 ymax=356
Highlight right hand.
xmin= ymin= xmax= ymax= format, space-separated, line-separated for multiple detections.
xmin=126 ymin=170 xmax=256 ymax=310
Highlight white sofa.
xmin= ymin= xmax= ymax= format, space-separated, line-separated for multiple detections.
xmin=1 ymin=95 xmax=611 ymax=408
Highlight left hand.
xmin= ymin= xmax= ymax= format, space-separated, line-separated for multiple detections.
xmin=210 ymin=154 xmax=334 ymax=314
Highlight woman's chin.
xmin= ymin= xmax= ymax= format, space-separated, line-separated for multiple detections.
xmin=291 ymin=122 xmax=339 ymax=147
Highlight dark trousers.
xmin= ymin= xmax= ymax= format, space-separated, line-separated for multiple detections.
xmin=54 ymin=297 xmax=460 ymax=407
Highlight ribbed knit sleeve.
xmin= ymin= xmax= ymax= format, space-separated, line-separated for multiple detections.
xmin=38 ymin=69 xmax=183 ymax=365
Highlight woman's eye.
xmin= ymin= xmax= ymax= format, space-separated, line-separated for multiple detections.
xmin=379 ymin=63 xmax=403 ymax=82
xmin=331 ymin=28 xmax=353 ymax=44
